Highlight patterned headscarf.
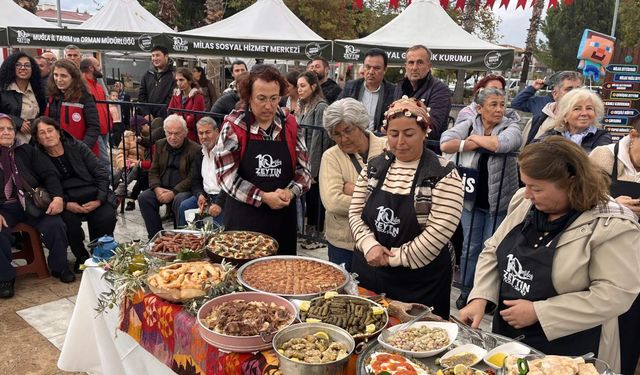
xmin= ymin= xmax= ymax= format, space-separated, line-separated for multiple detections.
xmin=382 ymin=96 xmax=432 ymax=133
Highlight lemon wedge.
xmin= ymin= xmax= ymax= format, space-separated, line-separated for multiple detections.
xmin=278 ymin=349 xmax=285 ymax=355
xmin=313 ymin=331 xmax=330 ymax=340
xmin=365 ymin=324 xmax=376 ymax=333
xmin=371 ymin=306 xmax=384 ymax=315
xmin=306 ymin=318 xmax=321 ymax=323
xmin=299 ymin=301 xmax=311 ymax=312
xmin=324 ymin=291 xmax=338 ymax=299
xmin=454 ymin=364 xmax=467 ymax=375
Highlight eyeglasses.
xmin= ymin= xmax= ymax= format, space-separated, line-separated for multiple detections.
xmin=15 ymin=64 xmax=32 ymax=70
xmin=253 ymin=95 xmax=280 ymax=105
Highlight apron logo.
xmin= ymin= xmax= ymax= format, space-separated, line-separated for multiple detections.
xmin=374 ymin=206 xmax=400 ymax=237
xmin=503 ymin=254 xmax=534 ymax=297
xmin=255 ymin=154 xmax=282 ymax=178
xmin=71 ymin=113 xmax=82 ymax=122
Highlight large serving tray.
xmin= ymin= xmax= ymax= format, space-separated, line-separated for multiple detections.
xmin=236 ymin=255 xmax=350 ymax=300
xmin=144 ymin=229 xmax=206 ymax=260
xmin=205 ymin=230 xmax=278 ymax=266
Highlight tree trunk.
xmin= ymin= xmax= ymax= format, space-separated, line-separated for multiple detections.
xmin=157 ymin=0 xmax=179 ymax=30
xmin=518 ymin=0 xmax=544 ymax=92
xmin=453 ymin=0 xmax=477 ymax=104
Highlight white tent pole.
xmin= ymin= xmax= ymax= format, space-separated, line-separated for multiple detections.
xmin=56 ymin=0 xmax=63 ymax=28
xmin=611 ymin=0 xmax=620 ymax=37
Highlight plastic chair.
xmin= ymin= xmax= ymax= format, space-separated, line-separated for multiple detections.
xmin=11 ymin=223 xmax=49 ymax=279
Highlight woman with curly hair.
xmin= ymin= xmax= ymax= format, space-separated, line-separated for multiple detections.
xmin=168 ymin=67 xmax=205 ymax=142
xmin=0 ymin=51 xmax=46 ymax=143
xmin=45 ymin=59 xmax=100 ymax=154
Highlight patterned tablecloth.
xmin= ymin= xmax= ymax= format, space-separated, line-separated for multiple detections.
xmin=118 ymin=288 xmax=390 ymax=375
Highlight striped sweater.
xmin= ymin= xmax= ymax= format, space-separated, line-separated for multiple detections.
xmin=348 ymin=152 xmax=464 ymax=269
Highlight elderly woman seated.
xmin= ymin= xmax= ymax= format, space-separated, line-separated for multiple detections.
xmin=318 ymin=98 xmax=387 ymax=271
xmin=537 ymin=88 xmax=611 ymax=153
xmin=32 ymin=116 xmax=117 ymax=273
xmin=0 ymin=113 xmax=73 ymax=299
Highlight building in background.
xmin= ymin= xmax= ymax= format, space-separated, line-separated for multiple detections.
xmin=36 ymin=2 xmax=92 ymax=28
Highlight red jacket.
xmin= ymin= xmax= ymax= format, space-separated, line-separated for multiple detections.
xmin=84 ymin=77 xmax=110 ymax=135
xmin=168 ymin=88 xmax=205 ymax=142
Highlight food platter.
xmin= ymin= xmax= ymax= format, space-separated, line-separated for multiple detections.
xmin=500 ymin=354 xmax=614 ymax=375
xmin=237 ymin=255 xmax=350 ymax=299
xmin=205 ymin=230 xmax=278 ymax=266
xmin=147 ymin=261 xmax=226 ymax=302
xmin=145 ymin=229 xmax=206 ymax=260
xmin=298 ymin=294 xmax=389 ymax=340
xmin=378 ymin=321 xmax=459 ymax=358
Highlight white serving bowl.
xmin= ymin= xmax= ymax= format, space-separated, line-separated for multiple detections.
xmin=440 ymin=343 xmax=487 ymax=367
xmin=378 ymin=321 xmax=458 ymax=358
xmin=483 ymin=341 xmax=531 ymax=369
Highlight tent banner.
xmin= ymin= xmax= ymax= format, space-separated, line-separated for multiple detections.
xmin=7 ymin=27 xmax=162 ymax=52
xmin=160 ymin=33 xmax=333 ymax=60
xmin=334 ymin=41 xmax=514 ymax=71
xmin=0 ymin=28 xmax=7 ymax=47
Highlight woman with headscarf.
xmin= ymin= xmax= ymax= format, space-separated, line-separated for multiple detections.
xmin=348 ymin=97 xmax=464 ymax=319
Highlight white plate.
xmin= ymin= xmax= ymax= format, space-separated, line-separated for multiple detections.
xmin=483 ymin=341 xmax=531 ymax=369
xmin=378 ymin=321 xmax=458 ymax=358
xmin=440 ymin=343 xmax=487 ymax=367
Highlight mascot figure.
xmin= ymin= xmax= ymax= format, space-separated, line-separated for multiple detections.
xmin=577 ymin=29 xmax=616 ymax=82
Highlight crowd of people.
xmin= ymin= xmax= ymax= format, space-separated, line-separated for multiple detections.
xmin=0 ymin=42 xmax=639 ymax=373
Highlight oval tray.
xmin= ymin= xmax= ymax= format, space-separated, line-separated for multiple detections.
xmin=205 ymin=230 xmax=278 ymax=266
xmin=236 ymin=255 xmax=350 ymax=300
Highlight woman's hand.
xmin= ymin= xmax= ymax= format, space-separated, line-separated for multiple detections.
xmin=500 ymin=299 xmax=538 ymax=329
xmin=82 ymin=200 xmax=102 ymax=213
xmin=21 ymin=120 xmax=31 ymax=134
xmin=616 ymin=195 xmax=640 ymax=215
xmin=66 ymin=202 xmax=86 ymax=214
xmin=47 ymin=197 xmax=64 ymax=215
xmin=365 ymin=245 xmax=394 ymax=267
xmin=262 ymin=191 xmax=289 ymax=210
xmin=342 ymin=182 xmax=355 ymax=196
xmin=459 ymin=299 xmax=487 ymax=329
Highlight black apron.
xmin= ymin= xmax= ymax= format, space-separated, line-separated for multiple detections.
xmin=610 ymin=142 xmax=640 ymax=375
xmin=223 ymin=123 xmax=297 ymax=255
xmin=351 ymin=159 xmax=452 ymax=319
xmin=494 ymin=215 xmax=601 ymax=355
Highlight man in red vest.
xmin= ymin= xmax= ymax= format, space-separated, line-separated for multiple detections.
xmin=80 ymin=57 xmax=110 ymax=169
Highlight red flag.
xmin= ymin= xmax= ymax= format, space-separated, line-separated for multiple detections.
xmin=440 ymin=0 xmax=449 ymax=8
xmin=516 ymin=0 xmax=527 ymax=8
xmin=455 ymin=0 xmax=466 ymax=10
xmin=548 ymin=0 xmax=559 ymax=8
xmin=389 ymin=0 xmax=400 ymax=8
xmin=353 ymin=0 xmax=363 ymax=10
xmin=485 ymin=0 xmax=497 ymax=7
xmin=500 ymin=0 xmax=510 ymax=9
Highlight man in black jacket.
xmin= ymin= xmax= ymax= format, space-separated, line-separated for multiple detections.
xmin=0 ymin=114 xmax=74 ymax=298
xmin=338 ymin=49 xmax=395 ymax=132
xmin=308 ymin=57 xmax=342 ymax=104
xmin=138 ymin=46 xmax=175 ymax=121
xmin=395 ymin=45 xmax=452 ymax=141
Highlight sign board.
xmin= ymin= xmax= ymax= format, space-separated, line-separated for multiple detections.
xmin=601 ymin=45 xmax=640 ymax=142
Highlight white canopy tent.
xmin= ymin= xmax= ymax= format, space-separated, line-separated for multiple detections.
xmin=80 ymin=0 xmax=173 ymax=33
xmin=186 ymin=0 xmax=323 ymax=41
xmin=335 ymin=0 xmax=514 ymax=70
xmin=0 ymin=0 xmax=53 ymax=28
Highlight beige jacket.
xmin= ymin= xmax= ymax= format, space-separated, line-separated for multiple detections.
xmin=113 ymin=130 xmax=146 ymax=171
xmin=319 ymin=132 xmax=386 ymax=250
xmin=590 ymin=135 xmax=640 ymax=184
xmin=469 ymin=189 xmax=640 ymax=372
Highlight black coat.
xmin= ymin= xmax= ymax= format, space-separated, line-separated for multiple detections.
xmin=394 ymin=72 xmax=452 ymax=140
xmin=43 ymin=135 xmax=116 ymax=206
xmin=138 ymin=61 xmax=175 ymax=118
xmin=210 ymin=90 xmax=240 ymax=123
xmin=0 ymin=143 xmax=63 ymax=206
xmin=321 ymin=78 xmax=342 ymax=104
xmin=46 ymin=91 xmax=101 ymax=150
xmin=338 ymin=78 xmax=396 ymax=131
xmin=0 ymin=88 xmax=46 ymax=132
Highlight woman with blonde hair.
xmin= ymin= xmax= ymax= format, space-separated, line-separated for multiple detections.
xmin=538 ymin=88 xmax=611 ymax=152
xmin=459 ymin=136 xmax=640 ymax=371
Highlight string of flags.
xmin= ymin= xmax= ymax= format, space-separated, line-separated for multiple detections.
xmin=352 ymin=0 xmax=574 ymax=11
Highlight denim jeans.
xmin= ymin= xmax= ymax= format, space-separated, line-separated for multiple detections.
xmin=96 ymin=134 xmax=111 ymax=171
xmin=177 ymin=195 xmax=224 ymax=227
xmin=459 ymin=207 xmax=506 ymax=293
xmin=327 ymin=243 xmax=353 ymax=272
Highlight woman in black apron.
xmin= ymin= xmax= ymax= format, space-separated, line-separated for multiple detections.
xmin=214 ymin=66 xmax=311 ymax=255
xmin=459 ymin=137 xmax=640 ymax=371
xmin=590 ymin=125 xmax=640 ymax=375
xmin=349 ymin=97 xmax=465 ymax=319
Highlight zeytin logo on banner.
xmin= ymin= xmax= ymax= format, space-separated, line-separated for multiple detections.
xmin=343 ymin=45 xmax=361 ymax=61
xmin=138 ymin=34 xmax=153 ymax=52
xmin=16 ymin=30 xmax=31 ymax=44
xmin=484 ymin=50 xmax=503 ymax=70
xmin=172 ymin=37 xmax=189 ymax=53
